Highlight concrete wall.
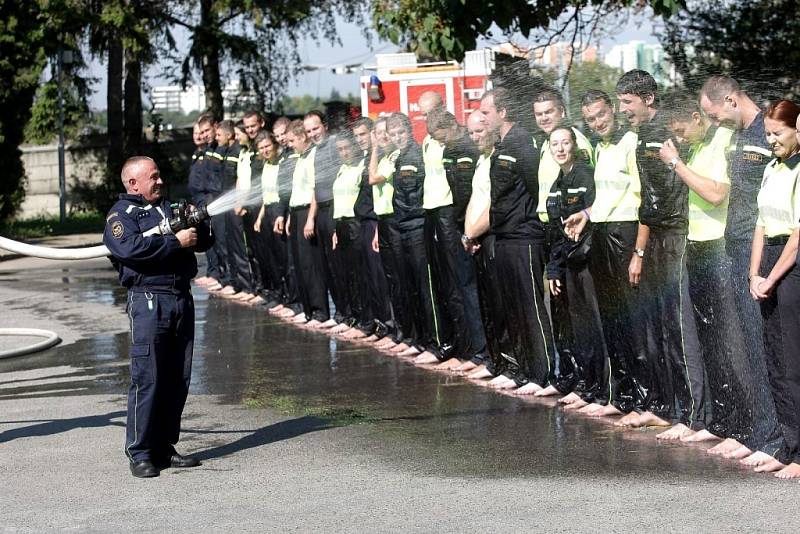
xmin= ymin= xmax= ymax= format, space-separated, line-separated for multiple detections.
xmin=19 ymin=133 xmax=194 ymax=218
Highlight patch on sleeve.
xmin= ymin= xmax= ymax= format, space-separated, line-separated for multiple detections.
xmin=111 ymin=220 xmax=124 ymax=239
xmin=106 ymin=211 xmax=119 ymax=222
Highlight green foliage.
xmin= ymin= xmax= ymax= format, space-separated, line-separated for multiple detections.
xmin=660 ymin=0 xmax=800 ymax=99
xmin=372 ymin=0 xmax=685 ymax=61
xmin=24 ymin=79 xmax=91 ymax=144
xmin=277 ymin=91 xmax=360 ymax=115
xmin=0 ymin=211 xmax=105 ymax=240
xmin=538 ymin=61 xmax=624 ymax=123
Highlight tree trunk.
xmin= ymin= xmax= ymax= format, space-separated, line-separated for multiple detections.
xmin=200 ymin=0 xmax=224 ymax=120
xmin=106 ymin=39 xmax=124 ymax=180
xmin=123 ymin=49 xmax=142 ymax=157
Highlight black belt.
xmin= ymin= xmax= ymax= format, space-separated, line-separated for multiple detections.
xmin=766 ymin=234 xmax=790 ymax=246
xmin=317 ymin=200 xmax=333 ymax=209
xmin=290 ymin=204 xmax=310 ymax=211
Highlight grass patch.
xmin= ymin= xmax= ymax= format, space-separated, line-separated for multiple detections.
xmin=242 ymin=393 xmax=372 ymax=427
xmin=0 ymin=211 xmax=105 ymax=239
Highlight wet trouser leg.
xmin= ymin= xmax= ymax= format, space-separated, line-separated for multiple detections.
xmin=242 ymin=210 xmax=264 ymax=293
xmin=726 ymin=239 xmax=782 ymax=454
xmin=398 ymin=224 xmax=439 ymax=352
xmin=687 ymin=238 xmax=755 ymax=441
xmin=204 ymin=242 xmax=221 ymax=280
xmin=258 ymin=205 xmax=281 ymax=299
xmin=224 ymin=211 xmax=254 ymax=293
xmin=210 ymin=214 xmax=231 ymax=287
xmin=544 ymin=225 xmax=577 ymax=392
xmin=125 ymin=290 xmax=194 ymax=463
xmin=778 ymin=262 xmax=800 ymax=465
xmin=474 ymin=236 xmax=508 ymax=374
xmin=334 ymin=218 xmax=364 ymax=324
xmin=315 ymin=203 xmax=341 ymax=322
xmin=588 ymin=222 xmax=645 ymax=409
xmin=290 ymin=207 xmax=330 ymax=321
xmin=564 ymin=260 xmax=607 ymax=398
xmin=761 ymin=244 xmax=800 ymax=464
xmin=457 ymin=238 xmax=488 ymax=363
xmin=282 ymin=225 xmax=303 ymax=313
xmin=360 ymin=219 xmax=390 ymax=333
xmin=646 ymin=230 xmax=705 ymax=428
xmin=493 ymin=239 xmax=555 ymax=387
xmin=424 ymin=208 xmax=461 ymax=359
xmin=378 ymin=216 xmax=408 ymax=344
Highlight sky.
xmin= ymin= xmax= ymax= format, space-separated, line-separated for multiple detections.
xmin=86 ymin=8 xmax=659 ymax=110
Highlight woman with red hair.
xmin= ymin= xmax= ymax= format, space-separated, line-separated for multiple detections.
xmin=748 ymin=99 xmax=800 ymax=478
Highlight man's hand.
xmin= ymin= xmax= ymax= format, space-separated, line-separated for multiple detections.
xmin=563 ymin=212 xmax=588 ymax=241
xmin=628 ymin=254 xmax=642 ymax=286
xmin=332 ymin=232 xmax=338 ymax=250
xmin=274 ymin=216 xmax=285 ymax=235
xmin=549 ymin=278 xmax=562 ymax=296
xmin=659 ymin=139 xmax=680 ymax=166
xmin=372 ymin=229 xmax=379 ymax=253
xmin=303 ymin=218 xmax=315 ymax=239
xmin=750 ymin=275 xmax=770 ymax=300
xmin=234 ymin=206 xmax=246 ymax=216
xmin=254 ymin=213 xmax=263 ymax=233
xmin=756 ymin=277 xmax=776 ymax=299
xmin=175 ymin=228 xmax=198 ymax=248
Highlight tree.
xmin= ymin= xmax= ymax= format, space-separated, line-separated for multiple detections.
xmin=372 ymin=0 xmax=685 ymax=61
xmin=660 ymin=0 xmax=800 ymax=100
xmin=538 ymin=60 xmax=623 ymax=123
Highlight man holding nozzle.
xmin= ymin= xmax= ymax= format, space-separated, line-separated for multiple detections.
xmin=104 ymin=156 xmax=213 ymax=478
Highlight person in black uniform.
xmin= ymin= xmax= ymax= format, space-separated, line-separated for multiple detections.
xmin=104 ymin=156 xmax=212 ymax=478
xmin=425 ymin=108 xmax=489 ymax=370
xmin=478 ymin=87 xmax=556 ymax=395
xmin=615 ymin=71 xmax=706 ymax=437
xmin=386 ymin=112 xmax=442 ymax=360
xmin=544 ymin=126 xmax=605 ymax=408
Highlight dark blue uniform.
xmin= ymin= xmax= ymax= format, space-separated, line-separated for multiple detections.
xmin=103 ymin=194 xmax=213 ymax=464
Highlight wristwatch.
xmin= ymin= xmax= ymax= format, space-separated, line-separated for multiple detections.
xmin=668 ymin=156 xmax=680 ymax=170
xmin=634 ymin=247 xmax=645 ymax=258
xmin=461 ymin=234 xmax=474 ymax=246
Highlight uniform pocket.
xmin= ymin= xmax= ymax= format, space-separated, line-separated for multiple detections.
xmin=130 ymin=343 xmax=154 ymax=385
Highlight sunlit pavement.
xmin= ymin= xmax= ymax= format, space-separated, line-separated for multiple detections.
xmin=1 ymin=255 xmax=799 ymax=532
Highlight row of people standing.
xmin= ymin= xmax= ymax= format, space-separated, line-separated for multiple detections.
xmin=186 ymin=69 xmax=800 ymax=480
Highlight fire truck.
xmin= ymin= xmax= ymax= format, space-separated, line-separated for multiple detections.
xmin=359 ymin=50 xmax=496 ymax=142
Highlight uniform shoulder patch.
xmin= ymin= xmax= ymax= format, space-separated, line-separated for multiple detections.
xmin=111 ymin=220 xmax=124 ymax=239
xmin=106 ymin=211 xmax=119 ymax=222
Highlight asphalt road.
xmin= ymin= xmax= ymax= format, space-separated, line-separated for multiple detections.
xmin=1 ymin=252 xmax=798 ymax=533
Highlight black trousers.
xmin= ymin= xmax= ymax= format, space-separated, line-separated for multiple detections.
xmin=642 ymin=229 xmax=705 ymax=428
xmin=315 ymin=203 xmax=342 ymax=322
xmin=761 ymin=242 xmax=800 ymax=464
xmin=562 ymin=260 xmax=607 ymax=398
xmin=290 ymin=206 xmax=330 ymax=322
xmin=726 ymin=239 xmax=782 ymax=454
xmin=544 ymin=224 xmax=578 ymax=392
xmin=361 ymin=219 xmax=391 ymax=331
xmin=242 ymin=209 xmax=263 ymax=294
xmin=397 ymin=223 xmax=440 ymax=353
xmin=333 ymin=218 xmax=365 ymax=325
xmin=208 ymin=215 xmax=227 ymax=283
xmin=125 ymin=289 xmax=193 ymax=463
xmin=588 ymin=222 xmax=647 ymax=410
xmin=687 ymin=238 xmax=755 ymax=441
xmin=217 ymin=210 xmax=254 ymax=293
xmin=494 ymin=239 xmax=556 ymax=387
xmin=473 ymin=235 xmax=510 ymax=374
xmin=424 ymin=207 xmax=470 ymax=359
xmin=378 ymin=216 xmax=408 ymax=344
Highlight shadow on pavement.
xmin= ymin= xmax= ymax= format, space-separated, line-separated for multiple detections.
xmin=190 ymin=416 xmax=333 ymax=462
xmin=0 ymin=410 xmax=126 ymax=444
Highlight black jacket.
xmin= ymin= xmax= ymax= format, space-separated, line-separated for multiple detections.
xmin=489 ymin=123 xmax=544 ymax=241
xmin=392 ymin=141 xmax=426 ymax=231
xmin=443 ymin=132 xmax=480 ymax=228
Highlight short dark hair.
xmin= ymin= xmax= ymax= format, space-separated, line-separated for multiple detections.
xmin=303 ymin=110 xmax=326 ymax=124
xmin=386 ymin=112 xmax=413 ymax=134
xmin=615 ymin=69 xmax=658 ymax=101
xmin=581 ymin=89 xmax=612 ymax=109
xmin=482 ymin=86 xmax=515 ymax=121
xmin=660 ymin=91 xmax=701 ymax=124
xmin=352 ymin=117 xmax=373 ymax=131
xmin=426 ymin=108 xmax=458 ymax=134
xmin=243 ymin=109 xmax=262 ymax=122
xmin=196 ymin=113 xmax=216 ymax=127
xmin=700 ymin=75 xmax=742 ymax=104
xmin=255 ymin=131 xmax=276 ymax=146
xmin=216 ymin=119 xmax=234 ymax=135
xmin=534 ymin=87 xmax=565 ymax=111
xmin=335 ymin=130 xmax=357 ymax=147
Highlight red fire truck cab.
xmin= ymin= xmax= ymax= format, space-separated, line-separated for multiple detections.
xmin=359 ymin=50 xmax=495 ymax=142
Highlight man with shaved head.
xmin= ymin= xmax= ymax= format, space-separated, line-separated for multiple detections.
xmin=104 ymin=156 xmax=213 ymax=478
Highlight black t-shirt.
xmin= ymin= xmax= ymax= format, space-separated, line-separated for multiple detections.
xmin=489 ymin=123 xmax=544 ymax=241
xmin=354 ymin=148 xmax=377 ymax=221
xmin=392 ymin=142 xmax=426 ymax=231
xmin=726 ymin=110 xmax=771 ymax=243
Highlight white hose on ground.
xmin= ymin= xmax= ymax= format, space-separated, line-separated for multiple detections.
xmin=0 ymin=328 xmax=61 ymax=359
xmin=0 ymin=236 xmax=110 ymax=260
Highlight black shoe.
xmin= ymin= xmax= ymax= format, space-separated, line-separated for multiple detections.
xmin=129 ymin=460 xmax=159 ymax=478
xmin=169 ymin=453 xmax=201 ymax=468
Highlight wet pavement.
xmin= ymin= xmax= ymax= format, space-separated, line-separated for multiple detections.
xmin=1 ymin=257 xmax=799 ymax=532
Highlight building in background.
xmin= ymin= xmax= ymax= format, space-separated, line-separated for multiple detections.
xmin=149 ymin=81 xmax=256 ymax=115
xmin=603 ymin=40 xmax=679 ymax=86
xmin=532 ymin=42 xmax=598 ymax=69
